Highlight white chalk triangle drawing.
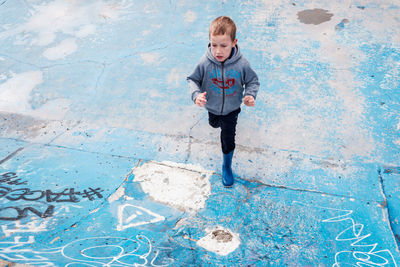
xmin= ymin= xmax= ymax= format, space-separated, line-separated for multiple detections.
xmin=117 ymin=204 xmax=165 ymax=231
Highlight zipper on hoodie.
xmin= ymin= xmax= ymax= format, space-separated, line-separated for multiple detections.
xmin=220 ymin=62 xmax=225 ymax=114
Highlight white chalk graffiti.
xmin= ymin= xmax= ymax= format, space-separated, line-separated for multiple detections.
xmin=61 ymin=235 xmax=174 ymax=266
xmin=0 ymin=234 xmax=174 ymax=266
xmin=1 ymin=219 xmax=48 ymax=237
xmin=117 ymin=204 xmax=165 ymax=231
xmin=294 ymin=201 xmax=398 ymax=267
xmin=0 ymin=235 xmax=55 ymax=266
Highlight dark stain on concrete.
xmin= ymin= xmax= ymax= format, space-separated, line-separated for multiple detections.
xmin=297 ymin=9 xmax=334 ymax=25
xmin=0 ymin=112 xmax=46 ymax=139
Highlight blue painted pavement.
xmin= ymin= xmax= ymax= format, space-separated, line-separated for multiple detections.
xmin=0 ymin=0 xmax=399 ymax=266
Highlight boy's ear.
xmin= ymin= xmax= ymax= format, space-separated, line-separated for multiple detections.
xmin=232 ymin=38 xmax=238 ymax=46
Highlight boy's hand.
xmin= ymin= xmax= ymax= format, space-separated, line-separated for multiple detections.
xmin=195 ymin=92 xmax=207 ymax=107
xmin=243 ymin=95 xmax=255 ymax=107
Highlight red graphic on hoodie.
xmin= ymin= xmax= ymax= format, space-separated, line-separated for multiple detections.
xmin=212 ymin=78 xmax=235 ymax=90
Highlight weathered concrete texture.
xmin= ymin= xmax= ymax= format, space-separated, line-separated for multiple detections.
xmin=0 ymin=0 xmax=399 ymax=266
xmin=0 ymin=259 xmax=31 ymax=267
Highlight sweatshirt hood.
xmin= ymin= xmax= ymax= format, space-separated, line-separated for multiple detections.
xmin=206 ymin=44 xmax=242 ymax=66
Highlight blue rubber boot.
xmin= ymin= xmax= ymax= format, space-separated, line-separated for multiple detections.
xmin=222 ymin=150 xmax=234 ymax=187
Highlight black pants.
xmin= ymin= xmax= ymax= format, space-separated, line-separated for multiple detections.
xmin=208 ymin=108 xmax=241 ymax=154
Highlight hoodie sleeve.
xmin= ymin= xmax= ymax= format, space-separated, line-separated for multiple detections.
xmin=243 ymin=60 xmax=260 ymax=100
xmin=187 ymin=60 xmax=205 ymax=103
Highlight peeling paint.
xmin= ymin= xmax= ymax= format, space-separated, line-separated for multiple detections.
xmin=132 ymin=161 xmax=212 ymax=212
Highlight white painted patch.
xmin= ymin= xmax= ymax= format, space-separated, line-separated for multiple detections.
xmin=140 ymin=52 xmax=160 ymax=65
xmin=0 ymin=69 xmax=71 ymax=119
xmin=0 ymin=57 xmax=4 ymax=61
xmin=184 ymin=11 xmax=197 ymax=23
xmin=0 ymin=71 xmax=43 ymax=113
xmin=132 ymin=161 xmax=212 ymax=212
xmin=30 ymin=98 xmax=71 ymax=120
xmin=0 ymin=0 xmax=129 ymax=56
xmin=166 ymin=68 xmax=183 ymax=87
xmin=197 ymin=226 xmax=240 ymax=256
xmin=117 ymin=204 xmax=165 ymax=231
xmin=43 ymin=38 xmax=78 ymax=60
xmin=148 ymin=90 xmax=164 ymax=98
xmin=142 ymin=29 xmax=151 ymax=36
xmin=393 ymin=139 xmax=400 ymax=146
xmin=108 ymin=184 xmax=125 ymax=203
xmin=75 ymin=24 xmax=96 ymax=38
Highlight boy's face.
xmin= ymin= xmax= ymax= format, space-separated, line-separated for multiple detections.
xmin=210 ymin=33 xmax=237 ymax=62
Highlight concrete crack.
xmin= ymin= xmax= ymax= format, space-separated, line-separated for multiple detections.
xmin=240 ymin=174 xmax=380 ymax=204
xmin=0 ymin=53 xmax=105 ymax=70
xmin=185 ymin=113 xmax=205 ymax=163
xmin=94 ymin=62 xmax=107 ymax=91
xmin=114 ymin=43 xmax=171 ymax=63
xmin=40 ymin=59 xmax=106 ymax=70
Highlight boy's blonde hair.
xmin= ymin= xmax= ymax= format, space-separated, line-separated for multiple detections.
xmin=209 ymin=16 xmax=236 ymax=41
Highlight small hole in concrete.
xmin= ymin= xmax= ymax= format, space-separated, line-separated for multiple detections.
xmin=212 ymin=229 xmax=233 ymax=243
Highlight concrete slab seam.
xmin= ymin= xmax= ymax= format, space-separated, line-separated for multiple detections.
xmin=49 ymin=167 xmax=135 ymax=237
xmin=0 ymin=53 xmax=39 ymax=69
xmin=0 ymin=147 xmax=24 ymax=165
xmin=44 ymin=143 xmax=141 ymax=161
xmin=46 ymin=122 xmax=82 ymax=145
xmin=378 ymin=167 xmax=400 ymax=251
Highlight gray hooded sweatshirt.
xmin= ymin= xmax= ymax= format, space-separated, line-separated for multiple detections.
xmin=188 ymin=45 xmax=260 ymax=115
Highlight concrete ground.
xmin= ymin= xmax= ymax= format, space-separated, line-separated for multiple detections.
xmin=0 ymin=0 xmax=399 ymax=266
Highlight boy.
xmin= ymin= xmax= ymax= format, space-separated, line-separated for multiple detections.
xmin=187 ymin=16 xmax=260 ymax=187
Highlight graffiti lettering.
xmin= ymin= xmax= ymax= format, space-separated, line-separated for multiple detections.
xmin=45 ymin=188 xmax=80 ymax=203
xmin=0 ymin=205 xmax=55 ymax=221
xmin=0 ymin=186 xmax=103 ymax=203
xmin=0 ymin=172 xmax=27 ymax=186
xmin=0 ymin=171 xmax=104 ymax=221
xmin=78 ymin=187 xmax=104 ymax=201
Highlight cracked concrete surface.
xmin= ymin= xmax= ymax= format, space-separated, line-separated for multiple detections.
xmin=0 ymin=0 xmax=399 ymax=266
